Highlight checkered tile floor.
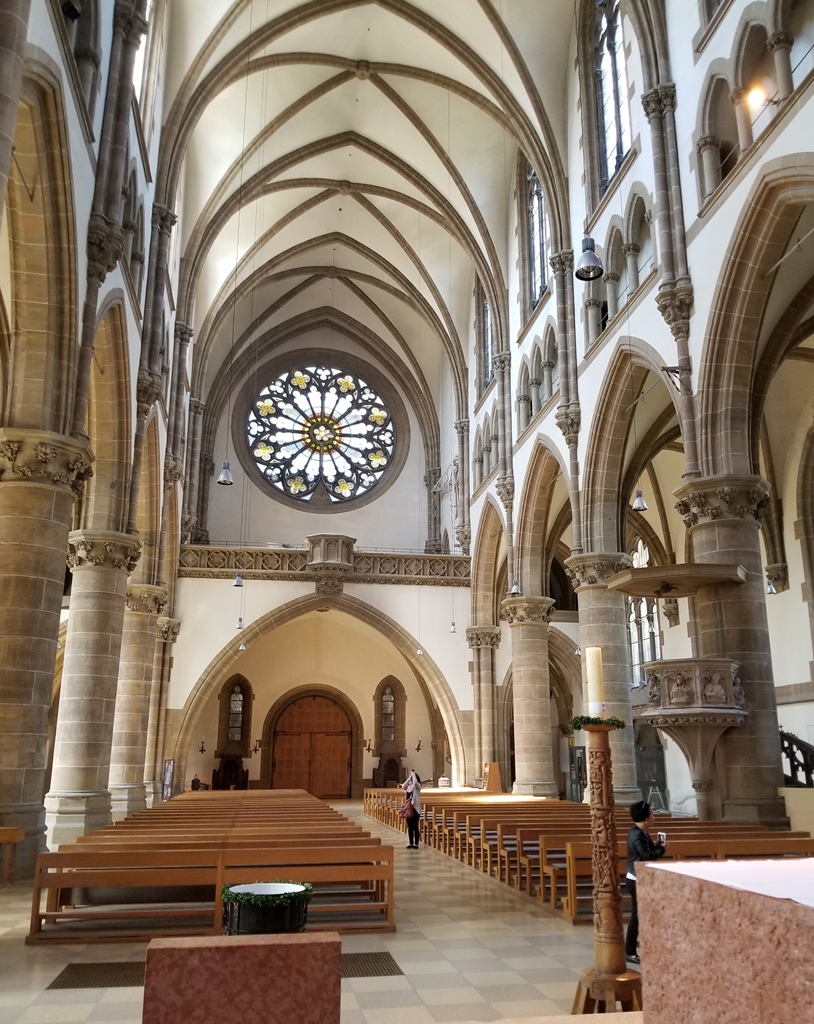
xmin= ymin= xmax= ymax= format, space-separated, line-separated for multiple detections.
xmin=0 ymin=802 xmax=604 ymax=1023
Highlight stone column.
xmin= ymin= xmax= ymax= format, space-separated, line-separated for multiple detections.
xmin=674 ymin=476 xmax=787 ymax=825
xmin=0 ymin=0 xmax=31 ymax=228
xmin=565 ymin=552 xmax=641 ymax=804
xmin=109 ymin=584 xmax=167 ymax=819
xmin=0 ymin=430 xmax=92 ymax=873
xmin=424 ymin=464 xmax=442 ymax=553
xmin=502 ymin=596 xmax=559 ymax=797
xmin=529 ymin=375 xmax=542 ymax=414
xmin=604 ymin=273 xmax=620 ymax=320
xmin=144 ymin=616 xmax=180 ymax=806
xmin=45 ymin=530 xmax=141 ymax=847
xmin=454 ymin=419 xmax=471 ymax=554
xmin=697 ymin=135 xmax=722 ymax=201
xmin=768 ymin=32 xmax=794 ymax=102
xmin=623 ymin=243 xmax=640 ymax=294
xmin=585 ymin=297 xmax=602 ymax=348
xmin=466 ymin=626 xmax=500 ymax=782
xmin=182 ymin=398 xmax=204 ymax=541
xmin=731 ymin=88 xmax=753 ymax=157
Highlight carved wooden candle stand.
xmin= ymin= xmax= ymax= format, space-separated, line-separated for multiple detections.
xmin=571 ymin=723 xmax=642 ymax=1015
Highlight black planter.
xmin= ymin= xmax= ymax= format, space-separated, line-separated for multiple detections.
xmin=222 ymin=883 xmax=310 ymax=935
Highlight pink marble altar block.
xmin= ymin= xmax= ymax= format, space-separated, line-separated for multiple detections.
xmin=637 ymin=861 xmax=814 ymax=1024
xmin=142 ymin=932 xmax=341 ymax=1024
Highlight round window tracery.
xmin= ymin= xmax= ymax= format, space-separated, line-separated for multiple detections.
xmin=246 ymin=365 xmax=396 ymax=503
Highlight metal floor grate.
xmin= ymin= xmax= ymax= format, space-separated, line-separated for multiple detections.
xmin=47 ymin=962 xmax=146 ymax=989
xmin=46 ymin=951 xmax=403 ymax=989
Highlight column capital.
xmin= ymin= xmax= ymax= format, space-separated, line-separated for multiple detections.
xmin=730 ymin=87 xmax=749 ymax=106
xmin=174 ymin=321 xmax=194 ymax=346
xmin=767 ymin=31 xmax=793 ymax=53
xmin=549 ymin=250 xmax=574 ymax=277
xmin=495 ymin=477 xmax=514 ymax=512
xmin=584 ymin=297 xmax=601 ymax=310
xmin=622 ymin=241 xmax=641 ymax=257
xmin=674 ymin=475 xmax=769 ymax=528
xmin=565 ymin=551 xmax=633 ymax=587
xmin=696 ymin=133 xmax=720 ymax=154
xmin=125 ymin=584 xmax=168 ymax=615
xmin=466 ymin=626 xmax=501 ymax=650
xmin=189 ymin=398 xmax=205 ymax=417
xmin=501 ymin=595 xmax=555 ymax=625
xmin=555 ymin=407 xmax=580 ymax=447
xmin=454 ymin=418 xmax=469 ymax=436
xmin=655 ymin=287 xmax=693 ymax=337
xmin=657 ymin=82 xmax=676 ymax=112
xmin=455 ymin=524 xmax=471 ymax=554
xmin=603 ymin=272 xmax=620 ymax=285
xmin=156 ymin=617 xmax=181 ymax=643
xmin=68 ymin=530 xmax=142 ymax=573
xmin=137 ymin=370 xmax=163 ymax=413
xmin=0 ymin=428 xmax=94 ymax=496
xmin=641 ymin=86 xmax=663 ymax=121
xmin=151 ymin=203 xmax=177 ymax=234
xmin=492 ymin=351 xmax=511 ymax=374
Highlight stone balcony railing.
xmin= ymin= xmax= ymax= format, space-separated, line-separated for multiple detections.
xmin=178 ymin=544 xmax=471 ymax=587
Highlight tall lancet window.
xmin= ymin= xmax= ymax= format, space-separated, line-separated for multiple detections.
xmin=595 ymin=0 xmax=631 ymax=193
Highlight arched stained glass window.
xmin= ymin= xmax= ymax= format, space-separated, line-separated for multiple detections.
xmin=527 ymin=170 xmax=548 ymax=309
xmin=228 ymin=684 xmax=244 ymax=742
xmin=381 ymin=686 xmax=395 ymax=742
xmin=595 ymin=0 xmax=631 ymax=193
xmin=246 ymin=365 xmax=395 ymax=503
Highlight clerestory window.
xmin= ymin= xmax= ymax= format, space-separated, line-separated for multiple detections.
xmin=595 ymin=0 xmax=632 ymax=194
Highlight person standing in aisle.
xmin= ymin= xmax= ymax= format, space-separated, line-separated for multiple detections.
xmin=625 ymin=799 xmax=666 ymax=964
xmin=402 ymin=770 xmax=422 ymax=848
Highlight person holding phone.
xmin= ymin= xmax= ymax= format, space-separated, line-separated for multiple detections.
xmin=625 ymin=799 xmax=667 ymax=965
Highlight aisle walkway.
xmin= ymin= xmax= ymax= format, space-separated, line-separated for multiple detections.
xmin=0 ymin=802 xmax=639 ymax=1023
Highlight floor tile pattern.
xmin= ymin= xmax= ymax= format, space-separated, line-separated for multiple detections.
xmin=0 ymin=802 xmax=598 ymax=1022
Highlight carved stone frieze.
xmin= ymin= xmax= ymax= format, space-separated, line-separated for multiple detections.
xmin=565 ymin=552 xmax=633 ymax=587
xmin=466 ymin=626 xmax=501 ymax=650
xmin=0 ymin=429 xmax=94 ymax=496
xmin=500 ymin=596 xmax=555 ymax=626
xmin=67 ymin=530 xmax=142 ymax=574
xmin=641 ymin=658 xmax=747 ymax=721
xmin=674 ymin=476 xmax=770 ymax=527
xmin=156 ymin=617 xmax=181 ymax=643
xmin=314 ymin=575 xmax=344 ymax=596
xmin=125 ymin=585 xmax=168 ymax=616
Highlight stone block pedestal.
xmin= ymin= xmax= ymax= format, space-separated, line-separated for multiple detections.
xmin=142 ymin=932 xmax=341 ymax=1024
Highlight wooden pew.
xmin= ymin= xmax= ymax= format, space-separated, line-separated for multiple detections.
xmin=28 ymin=843 xmax=395 ymax=942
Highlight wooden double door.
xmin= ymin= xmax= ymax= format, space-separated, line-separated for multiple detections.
xmin=271 ymin=695 xmax=352 ymax=798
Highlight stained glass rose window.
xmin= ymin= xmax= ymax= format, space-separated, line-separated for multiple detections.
xmin=246 ymin=365 xmax=396 ymax=503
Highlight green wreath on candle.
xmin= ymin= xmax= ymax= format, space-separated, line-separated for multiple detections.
xmin=570 ymin=715 xmax=627 ymax=730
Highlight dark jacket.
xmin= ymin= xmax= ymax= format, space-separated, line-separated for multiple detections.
xmin=626 ymin=824 xmax=665 ymax=878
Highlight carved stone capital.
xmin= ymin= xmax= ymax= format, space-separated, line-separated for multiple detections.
xmin=201 ymin=453 xmax=215 ymax=475
xmin=767 ymin=31 xmax=793 ymax=54
xmin=189 ymin=398 xmax=205 ymax=417
xmin=730 ymin=87 xmax=749 ymax=106
xmin=151 ymin=203 xmax=177 ymax=234
xmin=584 ymin=298 xmax=601 ymax=310
xmin=622 ymin=242 xmax=641 ymax=258
xmin=603 ymin=272 xmax=620 ymax=285
xmin=125 ymin=584 xmax=168 ymax=615
xmin=565 ymin=552 xmax=633 ymax=587
xmin=662 ymin=596 xmax=679 ymax=627
xmin=696 ymin=134 xmax=720 ymax=155
xmin=137 ymin=371 xmax=163 ymax=412
xmin=454 ymin=418 xmax=469 ymax=437
xmin=174 ymin=321 xmax=194 ymax=346
xmin=657 ymin=83 xmax=676 ymax=112
xmin=549 ymin=250 xmax=574 ymax=277
xmin=765 ymin=562 xmax=789 ymax=593
xmin=156 ymin=617 xmax=181 ymax=643
xmin=87 ymin=215 xmax=123 ymax=281
xmin=656 ymin=288 xmax=693 ymax=335
xmin=424 ymin=466 xmax=441 ymax=490
xmin=495 ymin=477 xmax=514 ymax=511
xmin=67 ymin=530 xmax=142 ymax=574
xmin=555 ymin=407 xmax=580 ymax=447
xmin=180 ymin=512 xmax=197 ymax=542
xmin=674 ymin=475 xmax=770 ymax=527
xmin=692 ymin=779 xmax=714 ymax=793
xmin=455 ymin=524 xmax=471 ymax=555
xmin=466 ymin=626 xmax=501 ymax=650
xmin=492 ymin=351 xmax=511 ymax=374
xmin=163 ymin=457 xmax=184 ymax=487
xmin=0 ymin=429 xmax=94 ymax=496
xmin=501 ymin=595 xmax=555 ymax=625
xmin=641 ymin=87 xmax=663 ymax=121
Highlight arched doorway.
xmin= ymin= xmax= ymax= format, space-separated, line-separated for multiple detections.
xmin=271 ymin=695 xmax=351 ymax=798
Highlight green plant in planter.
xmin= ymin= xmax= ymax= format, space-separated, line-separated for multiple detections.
xmin=222 ymin=880 xmax=314 ymax=935
xmin=570 ymin=714 xmax=627 ymax=730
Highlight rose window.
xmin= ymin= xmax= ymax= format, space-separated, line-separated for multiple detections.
xmin=246 ymin=365 xmax=396 ymax=503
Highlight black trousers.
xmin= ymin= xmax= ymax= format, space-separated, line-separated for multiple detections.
xmin=406 ymin=812 xmax=420 ymax=846
xmin=625 ymin=877 xmax=638 ymax=955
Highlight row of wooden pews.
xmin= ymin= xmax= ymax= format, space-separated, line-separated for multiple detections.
xmin=364 ymin=787 xmax=813 ymax=924
xmin=28 ymin=790 xmax=395 ymax=943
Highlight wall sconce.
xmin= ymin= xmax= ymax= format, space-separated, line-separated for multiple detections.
xmin=199 ymin=739 xmax=206 ymax=754
xmin=365 ymin=738 xmax=373 ymax=754
xmin=415 ymin=736 xmax=422 ymax=753
xmin=252 ymin=738 xmax=261 ymax=753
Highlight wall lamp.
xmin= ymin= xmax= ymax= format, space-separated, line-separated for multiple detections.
xmin=199 ymin=738 xmax=206 ymax=754
xmin=415 ymin=736 xmax=422 ymax=753
xmin=365 ymin=738 xmax=373 ymax=754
